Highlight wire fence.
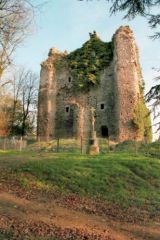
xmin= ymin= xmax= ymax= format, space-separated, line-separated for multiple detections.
xmin=0 ymin=136 xmax=113 ymax=153
xmin=29 ymin=137 xmax=113 ymax=154
xmin=0 ymin=137 xmax=159 ymax=158
xmin=0 ymin=137 xmax=27 ymax=151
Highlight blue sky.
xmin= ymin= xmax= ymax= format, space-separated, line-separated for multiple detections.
xmin=14 ymin=0 xmax=160 ymax=92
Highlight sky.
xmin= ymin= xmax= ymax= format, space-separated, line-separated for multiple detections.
xmin=14 ymin=0 xmax=160 ymax=92
xmin=13 ymin=0 xmax=160 ymax=138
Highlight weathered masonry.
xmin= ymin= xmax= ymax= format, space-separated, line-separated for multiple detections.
xmin=37 ymin=26 xmax=152 ymax=144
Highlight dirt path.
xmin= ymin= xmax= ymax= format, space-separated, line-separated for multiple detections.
xmin=0 ymin=191 xmax=124 ymax=239
xmin=0 ymin=190 xmax=160 ymax=240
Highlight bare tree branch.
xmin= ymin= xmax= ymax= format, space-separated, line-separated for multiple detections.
xmin=0 ymin=0 xmax=47 ymax=77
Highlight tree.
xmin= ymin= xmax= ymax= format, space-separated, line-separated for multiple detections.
xmin=10 ymin=68 xmax=38 ymax=136
xmin=0 ymin=92 xmax=13 ymax=136
xmin=80 ymin=0 xmax=160 ymax=37
xmin=0 ymin=0 xmax=33 ymax=77
xmin=145 ymin=69 xmax=160 ymax=133
xmin=107 ymin=0 xmax=160 ymax=37
xmin=0 ymin=68 xmax=38 ymax=137
xmin=0 ymin=0 xmax=47 ymax=78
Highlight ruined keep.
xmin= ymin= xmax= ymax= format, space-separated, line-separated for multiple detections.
xmin=37 ymin=26 xmax=152 ymax=147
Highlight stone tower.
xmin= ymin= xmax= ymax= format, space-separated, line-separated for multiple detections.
xmin=37 ymin=26 xmax=152 ymax=145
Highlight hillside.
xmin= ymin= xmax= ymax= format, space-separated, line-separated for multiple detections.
xmin=0 ymin=150 xmax=160 ymax=239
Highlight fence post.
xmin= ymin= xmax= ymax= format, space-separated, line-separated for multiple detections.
xmin=12 ymin=137 xmax=15 ymax=150
xmin=108 ymin=137 xmax=110 ymax=152
xmin=19 ymin=136 xmax=22 ymax=152
xmin=80 ymin=136 xmax=83 ymax=154
xmin=3 ymin=137 xmax=6 ymax=151
xmin=135 ymin=141 xmax=138 ymax=156
xmin=38 ymin=136 xmax=40 ymax=150
xmin=57 ymin=138 xmax=60 ymax=152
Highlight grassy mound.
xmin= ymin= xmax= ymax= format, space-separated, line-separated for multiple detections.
xmin=115 ymin=140 xmax=160 ymax=158
xmin=140 ymin=141 xmax=160 ymax=157
xmin=7 ymin=152 xmax=159 ymax=209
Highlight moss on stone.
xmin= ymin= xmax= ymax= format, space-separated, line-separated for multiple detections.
xmin=54 ymin=58 xmax=67 ymax=71
xmin=67 ymin=32 xmax=113 ymax=90
xmin=138 ymin=64 xmax=145 ymax=94
xmin=133 ymin=98 xmax=152 ymax=142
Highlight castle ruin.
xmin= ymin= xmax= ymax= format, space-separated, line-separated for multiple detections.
xmin=37 ymin=26 xmax=152 ymax=150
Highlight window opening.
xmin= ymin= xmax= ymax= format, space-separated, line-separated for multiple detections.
xmin=66 ymin=106 xmax=70 ymax=113
xmin=100 ymin=104 xmax=104 ymax=110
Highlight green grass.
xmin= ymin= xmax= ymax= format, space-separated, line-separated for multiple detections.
xmin=115 ymin=140 xmax=160 ymax=158
xmin=0 ymin=231 xmax=12 ymax=240
xmin=26 ymin=138 xmax=111 ymax=153
xmin=0 ymin=148 xmax=160 ymax=239
xmin=0 ymin=231 xmax=60 ymax=240
xmin=27 ymin=139 xmax=81 ymax=153
xmin=1 ymin=150 xmax=160 ymax=209
xmin=26 ymin=139 xmax=160 ymax=158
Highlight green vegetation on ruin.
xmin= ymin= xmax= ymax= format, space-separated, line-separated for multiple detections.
xmin=54 ymin=58 xmax=67 ymax=71
xmin=133 ymin=98 xmax=152 ymax=142
xmin=67 ymin=32 xmax=113 ymax=90
xmin=138 ymin=69 xmax=145 ymax=93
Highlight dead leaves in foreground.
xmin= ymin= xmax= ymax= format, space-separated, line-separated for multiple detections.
xmin=0 ymin=215 xmax=114 ymax=240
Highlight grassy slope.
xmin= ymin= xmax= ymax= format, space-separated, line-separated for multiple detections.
xmin=0 ymin=151 xmax=160 ymax=209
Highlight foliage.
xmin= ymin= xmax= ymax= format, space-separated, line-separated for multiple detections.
xmin=139 ymin=141 xmax=160 ymax=158
xmin=80 ymin=0 xmax=160 ymax=38
xmin=132 ymin=98 xmax=152 ymax=142
xmin=54 ymin=58 xmax=67 ymax=71
xmin=115 ymin=140 xmax=141 ymax=152
xmin=10 ymin=112 xmax=35 ymax=136
xmin=145 ymin=69 xmax=160 ymax=134
xmin=115 ymin=140 xmax=160 ymax=158
xmin=108 ymin=0 xmax=159 ymax=19
xmin=67 ymin=32 xmax=113 ymax=90
xmin=0 ymin=93 xmax=13 ymax=136
xmin=0 ymin=231 xmax=12 ymax=240
xmin=0 ymin=93 xmax=35 ymax=137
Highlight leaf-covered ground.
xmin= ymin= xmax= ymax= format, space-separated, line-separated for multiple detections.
xmin=0 ymin=151 xmax=160 ymax=239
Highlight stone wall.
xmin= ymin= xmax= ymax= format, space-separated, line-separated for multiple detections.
xmin=113 ymin=26 xmax=142 ymax=141
xmin=37 ymin=26 xmax=151 ymax=144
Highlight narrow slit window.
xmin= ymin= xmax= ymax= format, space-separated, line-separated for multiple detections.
xmin=66 ymin=107 xmax=69 ymax=113
xmin=68 ymin=77 xmax=71 ymax=82
xmin=100 ymin=104 xmax=104 ymax=110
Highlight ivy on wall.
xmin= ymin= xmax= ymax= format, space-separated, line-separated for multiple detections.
xmin=67 ymin=32 xmax=113 ymax=90
xmin=133 ymin=98 xmax=152 ymax=142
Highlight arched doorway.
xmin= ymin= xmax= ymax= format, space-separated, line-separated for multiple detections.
xmin=101 ymin=126 xmax=109 ymax=138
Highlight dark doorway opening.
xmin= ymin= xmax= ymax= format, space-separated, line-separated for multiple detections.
xmin=101 ymin=126 xmax=109 ymax=138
